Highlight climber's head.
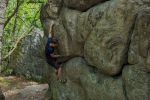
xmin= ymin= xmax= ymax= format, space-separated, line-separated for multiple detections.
xmin=52 ymin=38 xmax=58 ymax=43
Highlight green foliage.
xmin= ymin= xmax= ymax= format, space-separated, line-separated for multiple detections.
xmin=2 ymin=0 xmax=47 ymax=73
xmin=3 ymin=68 xmax=14 ymax=76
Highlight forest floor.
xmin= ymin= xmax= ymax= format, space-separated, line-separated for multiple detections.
xmin=0 ymin=76 xmax=49 ymax=100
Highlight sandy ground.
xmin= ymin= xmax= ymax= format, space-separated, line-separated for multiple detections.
xmin=0 ymin=76 xmax=49 ymax=100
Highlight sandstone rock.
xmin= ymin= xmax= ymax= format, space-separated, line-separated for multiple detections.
xmin=64 ymin=0 xmax=108 ymax=11
xmin=47 ymin=57 xmax=126 ymax=100
xmin=122 ymin=65 xmax=150 ymax=100
xmin=128 ymin=9 xmax=150 ymax=70
xmin=9 ymin=29 xmax=49 ymax=81
xmin=84 ymin=0 xmax=150 ymax=76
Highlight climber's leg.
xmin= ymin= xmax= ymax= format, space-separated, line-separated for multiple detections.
xmin=57 ymin=66 xmax=62 ymax=80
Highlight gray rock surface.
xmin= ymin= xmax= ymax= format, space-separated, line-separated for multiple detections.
xmin=84 ymin=0 xmax=150 ymax=76
xmin=40 ymin=0 xmax=150 ymax=99
xmin=128 ymin=9 xmax=150 ymax=69
xmin=122 ymin=65 xmax=150 ymax=100
xmin=47 ymin=57 xmax=126 ymax=100
xmin=12 ymin=84 xmax=48 ymax=100
xmin=41 ymin=0 xmax=150 ymax=76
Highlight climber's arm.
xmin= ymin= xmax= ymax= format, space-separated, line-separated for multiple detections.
xmin=49 ymin=21 xmax=54 ymax=37
xmin=50 ymin=43 xmax=58 ymax=47
xmin=50 ymin=53 xmax=62 ymax=58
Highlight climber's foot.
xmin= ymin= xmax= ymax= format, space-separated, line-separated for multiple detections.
xmin=58 ymin=78 xmax=67 ymax=84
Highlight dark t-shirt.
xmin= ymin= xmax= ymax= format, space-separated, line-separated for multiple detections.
xmin=45 ymin=37 xmax=54 ymax=59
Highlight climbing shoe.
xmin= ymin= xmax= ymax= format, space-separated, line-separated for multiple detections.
xmin=58 ymin=79 xmax=67 ymax=84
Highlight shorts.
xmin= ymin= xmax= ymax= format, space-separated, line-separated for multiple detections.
xmin=46 ymin=59 xmax=60 ymax=70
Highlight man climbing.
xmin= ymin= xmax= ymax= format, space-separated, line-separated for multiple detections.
xmin=45 ymin=21 xmax=65 ymax=82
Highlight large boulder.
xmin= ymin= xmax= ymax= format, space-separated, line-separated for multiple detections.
xmin=84 ymin=0 xmax=150 ymax=76
xmin=122 ymin=65 xmax=150 ymax=100
xmin=52 ymin=7 xmax=104 ymax=57
xmin=40 ymin=0 xmax=150 ymax=99
xmin=42 ymin=0 xmax=150 ymax=76
xmin=47 ymin=57 xmax=126 ymax=100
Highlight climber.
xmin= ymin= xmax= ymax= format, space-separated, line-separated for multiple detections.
xmin=45 ymin=21 xmax=64 ymax=82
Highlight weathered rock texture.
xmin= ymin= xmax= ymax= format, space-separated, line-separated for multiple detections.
xmin=122 ymin=65 xmax=150 ymax=100
xmin=10 ymin=0 xmax=150 ymax=100
xmin=47 ymin=57 xmax=126 ymax=100
xmin=128 ymin=9 xmax=150 ymax=67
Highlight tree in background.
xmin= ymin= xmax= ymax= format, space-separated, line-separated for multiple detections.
xmin=2 ymin=0 xmax=47 ymax=74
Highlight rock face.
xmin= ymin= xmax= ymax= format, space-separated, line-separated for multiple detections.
xmin=10 ymin=0 xmax=150 ymax=100
xmin=40 ymin=0 xmax=150 ymax=99
xmin=48 ymin=57 xmax=126 ymax=100
xmin=41 ymin=0 xmax=150 ymax=75
xmin=122 ymin=65 xmax=150 ymax=100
